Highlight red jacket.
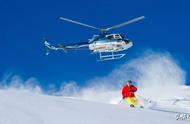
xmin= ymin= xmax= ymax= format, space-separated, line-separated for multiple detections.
xmin=122 ymin=84 xmax=137 ymax=97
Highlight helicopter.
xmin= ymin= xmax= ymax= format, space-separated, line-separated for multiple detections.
xmin=44 ymin=16 xmax=145 ymax=61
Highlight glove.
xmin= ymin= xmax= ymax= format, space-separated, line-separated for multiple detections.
xmin=123 ymin=94 xmax=126 ymax=99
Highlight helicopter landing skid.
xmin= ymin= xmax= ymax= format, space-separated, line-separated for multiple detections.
xmin=98 ymin=52 xmax=126 ymax=61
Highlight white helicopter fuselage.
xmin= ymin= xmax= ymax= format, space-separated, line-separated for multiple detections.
xmin=88 ymin=34 xmax=133 ymax=53
xmin=89 ymin=41 xmax=133 ymax=53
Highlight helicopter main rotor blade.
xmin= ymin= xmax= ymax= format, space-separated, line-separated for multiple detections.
xmin=105 ymin=16 xmax=145 ymax=31
xmin=59 ymin=17 xmax=100 ymax=31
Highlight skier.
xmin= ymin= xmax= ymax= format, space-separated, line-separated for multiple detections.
xmin=122 ymin=80 xmax=138 ymax=107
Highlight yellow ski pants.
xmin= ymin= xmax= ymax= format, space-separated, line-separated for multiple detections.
xmin=125 ymin=97 xmax=138 ymax=106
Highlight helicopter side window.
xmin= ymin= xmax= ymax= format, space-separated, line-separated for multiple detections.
xmin=115 ymin=34 xmax=122 ymax=40
xmin=107 ymin=35 xmax=113 ymax=39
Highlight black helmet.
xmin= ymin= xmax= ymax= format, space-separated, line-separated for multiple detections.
xmin=127 ymin=80 xmax=132 ymax=84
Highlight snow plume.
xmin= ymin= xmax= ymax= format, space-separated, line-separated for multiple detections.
xmin=86 ymin=50 xmax=186 ymax=88
xmin=0 ymin=74 xmax=42 ymax=93
xmin=55 ymin=81 xmax=80 ymax=96
xmin=124 ymin=50 xmax=187 ymax=99
xmin=0 ymin=50 xmax=187 ymax=103
xmin=130 ymin=51 xmax=186 ymax=87
xmin=70 ymin=50 xmax=187 ymax=103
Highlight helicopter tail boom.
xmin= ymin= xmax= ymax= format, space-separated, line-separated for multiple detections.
xmin=44 ymin=40 xmax=90 ymax=55
xmin=44 ymin=40 xmax=67 ymax=55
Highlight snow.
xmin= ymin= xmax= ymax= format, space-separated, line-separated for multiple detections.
xmin=0 ymin=88 xmax=189 ymax=124
xmin=1 ymin=50 xmax=190 ymax=124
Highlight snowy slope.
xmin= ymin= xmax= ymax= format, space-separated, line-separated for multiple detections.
xmin=1 ymin=51 xmax=190 ymax=124
xmin=0 ymin=88 xmax=189 ymax=124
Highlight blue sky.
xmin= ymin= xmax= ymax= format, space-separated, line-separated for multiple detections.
xmin=0 ymin=0 xmax=190 ymax=89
